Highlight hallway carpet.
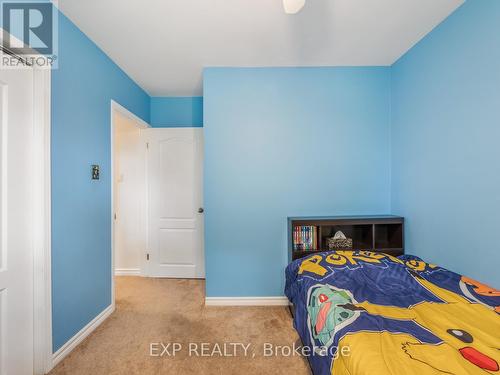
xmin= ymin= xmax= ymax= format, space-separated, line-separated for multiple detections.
xmin=49 ymin=277 xmax=311 ymax=374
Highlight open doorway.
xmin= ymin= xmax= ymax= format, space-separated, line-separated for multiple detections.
xmin=111 ymin=103 xmax=149 ymax=280
xmin=111 ymin=102 xmax=205 ymax=286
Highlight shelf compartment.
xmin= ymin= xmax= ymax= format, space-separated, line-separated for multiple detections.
xmin=374 ymin=223 xmax=403 ymax=250
xmin=320 ymin=224 xmax=373 ymax=250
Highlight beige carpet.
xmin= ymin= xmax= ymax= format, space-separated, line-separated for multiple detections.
xmin=49 ymin=277 xmax=311 ymax=375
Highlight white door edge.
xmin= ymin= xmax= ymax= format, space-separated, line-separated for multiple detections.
xmin=32 ymin=67 xmax=53 ymax=375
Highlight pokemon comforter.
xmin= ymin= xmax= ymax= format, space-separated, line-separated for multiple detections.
xmin=284 ymin=251 xmax=500 ymax=375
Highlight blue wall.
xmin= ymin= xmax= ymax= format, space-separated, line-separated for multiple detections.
xmin=391 ymin=0 xmax=500 ymax=287
xmin=51 ymin=0 xmax=500 ymax=352
xmin=51 ymin=13 xmax=150 ymax=351
xmin=204 ymin=67 xmax=392 ymax=297
xmin=150 ymin=97 xmax=203 ymax=127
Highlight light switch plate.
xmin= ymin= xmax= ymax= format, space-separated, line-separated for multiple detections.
xmin=91 ymin=164 xmax=100 ymax=180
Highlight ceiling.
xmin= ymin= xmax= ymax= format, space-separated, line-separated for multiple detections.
xmin=58 ymin=0 xmax=464 ymax=96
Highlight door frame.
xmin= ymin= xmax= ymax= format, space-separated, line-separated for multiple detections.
xmin=32 ymin=68 xmax=53 ymax=373
xmin=110 ymin=100 xmax=150 ymax=296
xmin=1 ymin=29 xmax=52 ymax=374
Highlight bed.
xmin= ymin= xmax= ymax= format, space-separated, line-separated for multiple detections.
xmin=284 ymin=250 xmax=500 ymax=375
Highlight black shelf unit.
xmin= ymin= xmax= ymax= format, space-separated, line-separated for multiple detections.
xmin=288 ymin=215 xmax=404 ymax=261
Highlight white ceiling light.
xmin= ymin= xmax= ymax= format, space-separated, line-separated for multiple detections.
xmin=283 ymin=0 xmax=305 ymax=14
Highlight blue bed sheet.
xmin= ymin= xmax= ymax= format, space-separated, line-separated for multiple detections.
xmin=284 ymin=251 xmax=500 ymax=375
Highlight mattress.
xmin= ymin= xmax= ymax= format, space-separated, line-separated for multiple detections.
xmin=284 ymin=251 xmax=500 ymax=375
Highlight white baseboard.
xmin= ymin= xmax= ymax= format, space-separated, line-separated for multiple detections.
xmin=114 ymin=268 xmax=141 ymax=276
xmin=205 ymin=296 xmax=290 ymax=306
xmin=52 ymin=304 xmax=115 ymax=368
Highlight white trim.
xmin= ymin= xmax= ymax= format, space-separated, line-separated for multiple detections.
xmin=205 ymin=297 xmax=290 ymax=306
xmin=32 ymin=68 xmax=52 ymax=374
xmin=115 ymin=268 xmax=141 ymax=276
xmin=52 ymin=304 xmax=115 ymax=368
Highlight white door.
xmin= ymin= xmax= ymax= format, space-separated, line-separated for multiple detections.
xmin=143 ymin=128 xmax=204 ymax=278
xmin=0 ymin=68 xmax=35 ymax=373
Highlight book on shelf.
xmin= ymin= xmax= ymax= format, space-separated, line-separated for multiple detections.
xmin=293 ymin=225 xmax=318 ymax=251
